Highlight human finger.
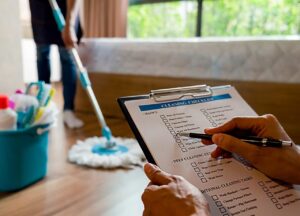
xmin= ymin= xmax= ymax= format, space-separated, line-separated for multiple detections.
xmin=147 ymin=182 xmax=153 ymax=187
xmin=144 ymin=184 xmax=161 ymax=192
xmin=144 ymin=163 xmax=173 ymax=185
xmin=142 ymin=185 xmax=160 ymax=203
xmin=201 ymin=138 xmax=213 ymax=145
xmin=210 ymin=146 xmax=231 ymax=158
xmin=142 ymin=208 xmax=151 ymax=216
xmin=222 ymin=151 xmax=232 ymax=158
xmin=142 ymin=185 xmax=170 ymax=211
xmin=205 ymin=116 xmax=265 ymax=134
xmin=65 ymin=39 xmax=77 ymax=49
xmin=142 ymin=193 xmax=152 ymax=216
xmin=211 ymin=146 xmax=224 ymax=158
xmin=62 ymin=32 xmax=77 ymax=49
xmin=212 ymin=133 xmax=259 ymax=162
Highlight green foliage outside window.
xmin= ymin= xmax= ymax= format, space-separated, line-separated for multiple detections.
xmin=127 ymin=0 xmax=300 ymax=38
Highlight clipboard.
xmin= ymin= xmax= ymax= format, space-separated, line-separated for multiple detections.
xmin=118 ymin=84 xmax=300 ymax=216
xmin=117 ymin=84 xmax=225 ymax=164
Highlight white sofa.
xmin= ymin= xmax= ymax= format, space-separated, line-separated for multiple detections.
xmin=78 ymin=37 xmax=300 ymax=83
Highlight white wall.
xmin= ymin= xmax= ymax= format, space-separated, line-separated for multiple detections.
xmin=0 ymin=0 xmax=23 ymax=94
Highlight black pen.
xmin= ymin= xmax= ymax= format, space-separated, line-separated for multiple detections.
xmin=177 ymin=132 xmax=293 ymax=147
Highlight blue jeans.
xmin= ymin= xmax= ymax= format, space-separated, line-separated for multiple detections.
xmin=36 ymin=44 xmax=77 ymax=110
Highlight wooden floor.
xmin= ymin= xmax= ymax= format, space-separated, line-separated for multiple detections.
xmin=0 ymin=82 xmax=148 ymax=216
xmin=0 ymin=73 xmax=299 ymax=216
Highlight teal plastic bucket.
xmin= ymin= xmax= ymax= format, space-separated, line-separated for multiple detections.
xmin=0 ymin=125 xmax=49 ymax=191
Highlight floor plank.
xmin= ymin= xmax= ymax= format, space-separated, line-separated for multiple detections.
xmin=1 ymin=73 xmax=299 ymax=216
xmin=0 ymin=82 xmax=148 ymax=216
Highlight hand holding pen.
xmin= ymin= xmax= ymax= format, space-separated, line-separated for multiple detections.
xmin=184 ymin=115 xmax=300 ymax=184
xmin=178 ymin=132 xmax=292 ymax=147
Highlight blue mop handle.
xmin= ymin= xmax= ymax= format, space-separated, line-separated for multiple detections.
xmin=48 ymin=0 xmax=65 ymax=31
xmin=48 ymin=0 xmax=113 ymax=145
xmin=71 ymin=49 xmax=113 ymax=143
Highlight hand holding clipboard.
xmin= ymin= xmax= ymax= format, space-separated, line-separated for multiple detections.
xmin=118 ymin=84 xmax=300 ymax=215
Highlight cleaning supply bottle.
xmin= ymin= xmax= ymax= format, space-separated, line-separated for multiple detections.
xmin=0 ymin=95 xmax=17 ymax=130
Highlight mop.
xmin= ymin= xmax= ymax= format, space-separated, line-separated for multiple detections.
xmin=49 ymin=0 xmax=145 ymax=168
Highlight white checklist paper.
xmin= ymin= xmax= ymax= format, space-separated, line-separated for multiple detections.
xmin=125 ymin=86 xmax=300 ymax=216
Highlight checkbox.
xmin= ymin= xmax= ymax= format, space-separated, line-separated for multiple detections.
xmin=167 ymin=126 xmax=173 ymax=130
xmin=194 ymin=167 xmax=200 ymax=172
xmin=165 ymin=123 xmax=171 ymax=126
xmin=262 ymin=186 xmax=269 ymax=192
xmin=271 ymin=198 xmax=278 ymax=203
xmin=178 ymin=144 xmax=185 ymax=148
xmin=267 ymin=192 xmax=273 ymax=197
xmin=200 ymin=178 xmax=207 ymax=183
xmin=211 ymin=195 xmax=219 ymax=201
xmin=163 ymin=119 xmax=169 ymax=123
xmin=219 ymin=207 xmax=226 ymax=213
xmin=160 ymin=115 xmax=166 ymax=119
xmin=170 ymin=131 xmax=176 ymax=135
xmin=215 ymin=201 xmax=222 ymax=207
xmin=176 ymin=139 xmax=182 ymax=143
xmin=275 ymin=204 xmax=283 ymax=209
xmin=182 ymin=148 xmax=188 ymax=152
xmin=258 ymin=181 xmax=264 ymax=186
xmin=197 ymin=172 xmax=204 ymax=177
xmin=191 ymin=162 xmax=197 ymax=167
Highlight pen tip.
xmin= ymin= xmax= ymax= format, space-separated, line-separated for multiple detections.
xmin=177 ymin=132 xmax=189 ymax=137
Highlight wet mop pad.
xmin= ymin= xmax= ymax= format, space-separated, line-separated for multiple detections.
xmin=68 ymin=137 xmax=145 ymax=169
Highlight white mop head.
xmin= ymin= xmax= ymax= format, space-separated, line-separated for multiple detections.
xmin=68 ymin=136 xmax=146 ymax=169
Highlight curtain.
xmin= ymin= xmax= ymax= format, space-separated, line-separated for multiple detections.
xmin=83 ymin=0 xmax=128 ymax=38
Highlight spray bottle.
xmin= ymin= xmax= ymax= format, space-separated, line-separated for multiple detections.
xmin=0 ymin=95 xmax=17 ymax=130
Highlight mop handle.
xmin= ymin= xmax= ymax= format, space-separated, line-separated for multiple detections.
xmin=48 ymin=0 xmax=65 ymax=31
xmin=48 ymin=0 xmax=112 ymax=141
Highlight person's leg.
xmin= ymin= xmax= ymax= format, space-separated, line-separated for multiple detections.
xmin=58 ymin=46 xmax=83 ymax=128
xmin=58 ymin=46 xmax=77 ymax=110
xmin=36 ymin=44 xmax=51 ymax=83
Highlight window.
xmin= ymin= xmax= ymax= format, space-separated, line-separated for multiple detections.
xmin=128 ymin=0 xmax=198 ymax=38
xmin=127 ymin=0 xmax=300 ymax=38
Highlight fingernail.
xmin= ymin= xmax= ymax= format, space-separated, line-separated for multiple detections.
xmin=144 ymin=163 xmax=155 ymax=174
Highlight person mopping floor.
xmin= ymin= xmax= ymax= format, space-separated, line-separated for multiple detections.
xmin=48 ymin=0 xmax=145 ymax=168
xmin=29 ymin=0 xmax=83 ymax=129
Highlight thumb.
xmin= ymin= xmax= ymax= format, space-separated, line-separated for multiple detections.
xmin=212 ymin=133 xmax=257 ymax=160
xmin=144 ymin=163 xmax=172 ymax=185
